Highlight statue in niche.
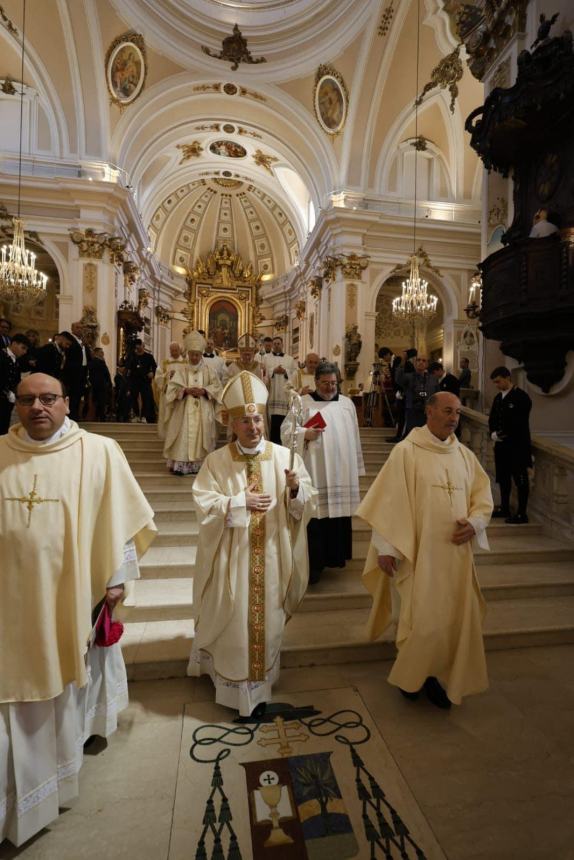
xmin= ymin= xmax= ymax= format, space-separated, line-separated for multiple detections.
xmin=344 ymin=325 xmax=362 ymax=365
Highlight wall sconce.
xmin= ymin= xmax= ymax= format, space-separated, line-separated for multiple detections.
xmin=464 ymin=270 xmax=482 ymax=320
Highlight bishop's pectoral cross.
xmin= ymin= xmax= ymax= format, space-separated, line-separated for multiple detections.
xmin=6 ymin=474 xmax=60 ymax=527
xmin=432 ymin=470 xmax=462 ymax=505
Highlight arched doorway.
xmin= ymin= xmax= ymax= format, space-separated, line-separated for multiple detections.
xmin=374 ymin=275 xmax=445 ymax=362
xmin=0 ymin=236 xmax=60 ymax=345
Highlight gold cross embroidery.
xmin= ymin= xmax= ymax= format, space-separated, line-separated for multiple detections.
xmin=6 ymin=474 xmax=60 ymax=527
xmin=432 ymin=470 xmax=462 ymax=505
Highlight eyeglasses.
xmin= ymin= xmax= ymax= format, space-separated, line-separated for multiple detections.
xmin=15 ymin=393 xmax=65 ymax=407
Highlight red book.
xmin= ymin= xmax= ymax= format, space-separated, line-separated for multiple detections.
xmin=303 ymin=411 xmax=327 ymax=430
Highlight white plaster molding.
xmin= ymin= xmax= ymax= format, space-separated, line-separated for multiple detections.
xmin=56 ymin=0 xmax=86 ymax=158
xmin=83 ymin=0 xmax=110 ymax=161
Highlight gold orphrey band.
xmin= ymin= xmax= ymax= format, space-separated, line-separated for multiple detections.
xmin=246 ymin=455 xmax=266 ymax=682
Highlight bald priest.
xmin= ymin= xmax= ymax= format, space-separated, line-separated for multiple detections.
xmin=0 ymin=374 xmax=156 ymax=847
xmin=188 ymin=371 xmax=316 ymax=716
xmin=357 ymin=392 xmax=493 ymax=709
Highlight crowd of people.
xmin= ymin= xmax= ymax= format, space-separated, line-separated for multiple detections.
xmin=0 ymin=324 xmax=534 ymax=847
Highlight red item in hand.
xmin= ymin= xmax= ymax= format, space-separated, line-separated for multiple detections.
xmin=303 ymin=411 xmax=327 ymax=430
xmin=94 ymin=601 xmax=124 ymax=646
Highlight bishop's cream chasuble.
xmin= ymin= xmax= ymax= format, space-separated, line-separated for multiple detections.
xmin=281 ymin=393 xmax=365 ymax=518
xmin=357 ymin=425 xmax=493 ymax=704
xmin=163 ymin=361 xmax=222 ymax=463
xmin=188 ymin=441 xmax=316 ymax=714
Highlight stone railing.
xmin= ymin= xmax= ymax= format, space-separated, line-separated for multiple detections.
xmin=460 ymin=407 xmax=574 ymax=544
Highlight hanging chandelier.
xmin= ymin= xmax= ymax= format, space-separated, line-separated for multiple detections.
xmin=392 ymin=254 xmax=438 ymax=320
xmin=392 ymin=0 xmax=437 ymax=322
xmin=0 ymin=0 xmax=48 ymax=304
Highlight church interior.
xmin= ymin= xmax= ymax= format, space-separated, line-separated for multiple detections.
xmin=1 ymin=0 xmax=574 ymax=857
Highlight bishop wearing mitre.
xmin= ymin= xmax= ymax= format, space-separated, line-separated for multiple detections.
xmin=163 ymin=330 xmax=222 ymax=475
xmin=188 ymin=371 xmax=316 ymax=716
xmin=225 ymin=332 xmax=266 ymax=382
xmin=154 ymin=341 xmax=185 ymax=439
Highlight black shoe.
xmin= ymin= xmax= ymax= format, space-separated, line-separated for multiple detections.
xmin=491 ymin=508 xmax=510 ymax=519
xmin=424 ymin=677 xmax=451 ymax=710
xmin=400 ymin=688 xmax=419 ymax=701
xmin=250 ymin=702 xmax=267 ymax=719
xmin=505 ymin=514 xmax=529 ymax=524
xmin=83 ymin=735 xmax=96 ymax=749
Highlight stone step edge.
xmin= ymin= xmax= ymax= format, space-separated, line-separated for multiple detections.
xmin=125 ymin=627 xmax=574 ymax=680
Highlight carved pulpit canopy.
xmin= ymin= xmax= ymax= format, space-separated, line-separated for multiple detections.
xmin=184 ymin=245 xmax=262 ymax=352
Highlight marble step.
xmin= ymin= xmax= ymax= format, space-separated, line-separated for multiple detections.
xmin=138 ymin=532 xmax=574 ymax=580
xmin=154 ymin=520 xmax=199 ymax=546
xmin=122 ymin=594 xmax=574 ymax=680
xmin=128 ymin=557 xmax=574 ymax=621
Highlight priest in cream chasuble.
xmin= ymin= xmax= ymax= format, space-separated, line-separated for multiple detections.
xmin=163 ymin=330 xmax=222 ymax=474
xmin=154 ymin=341 xmax=185 ymax=439
xmin=0 ymin=374 xmax=156 ymax=847
xmin=188 ymin=371 xmax=316 ymax=716
xmin=357 ymin=393 xmax=493 ymax=706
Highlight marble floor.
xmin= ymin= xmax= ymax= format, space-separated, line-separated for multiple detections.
xmin=2 ymin=645 xmax=574 ymax=860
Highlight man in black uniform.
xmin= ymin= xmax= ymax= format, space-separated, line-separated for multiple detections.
xmin=488 ymin=366 xmax=532 ymax=524
xmin=429 ymin=361 xmax=461 ymax=396
xmin=395 ymin=354 xmax=439 ymax=439
xmin=88 ymin=347 xmax=113 ymax=421
xmin=125 ymin=339 xmax=157 ymax=422
xmin=0 ymin=333 xmax=30 ymax=433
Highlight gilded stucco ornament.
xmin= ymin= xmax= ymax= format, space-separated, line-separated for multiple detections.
xmin=177 ymin=142 xmax=204 ymax=162
xmin=416 ymin=44 xmax=463 ymax=114
xmin=322 ymin=254 xmax=369 ymax=281
xmin=252 ymin=149 xmax=278 ymax=174
xmin=201 ymin=24 xmax=267 ymax=72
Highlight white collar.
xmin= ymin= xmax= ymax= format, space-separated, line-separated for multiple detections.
xmin=21 ymin=415 xmax=72 ymax=445
xmin=429 ymin=429 xmax=452 ymax=446
xmin=7 ymin=347 xmax=16 ymax=362
xmin=236 ymin=437 xmax=266 ymax=456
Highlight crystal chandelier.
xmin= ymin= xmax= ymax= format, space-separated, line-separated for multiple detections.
xmin=392 ymin=0 xmax=437 ymax=321
xmin=392 ymin=254 xmax=438 ymax=320
xmin=0 ymin=0 xmax=48 ymax=304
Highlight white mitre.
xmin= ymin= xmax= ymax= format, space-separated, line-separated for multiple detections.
xmin=184 ymin=330 xmax=206 ymax=352
xmin=222 ymin=370 xmax=268 ymax=420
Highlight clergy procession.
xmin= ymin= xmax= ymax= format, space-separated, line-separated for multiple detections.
xmin=0 ymin=327 xmax=501 ymax=849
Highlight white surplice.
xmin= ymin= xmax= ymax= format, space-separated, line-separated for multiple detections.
xmin=261 ymin=353 xmax=297 ymax=416
xmin=281 ymin=393 xmax=365 ymax=518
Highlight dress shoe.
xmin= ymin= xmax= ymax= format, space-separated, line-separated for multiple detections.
xmin=505 ymin=514 xmax=529 ymax=524
xmin=423 ymin=677 xmax=451 ymax=710
xmin=400 ymin=688 xmax=419 ymax=701
xmin=250 ymin=702 xmax=267 ymax=719
xmin=491 ymin=508 xmax=510 ymax=519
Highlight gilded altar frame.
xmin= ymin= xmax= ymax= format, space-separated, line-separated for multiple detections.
xmin=183 ymin=245 xmax=261 ymax=350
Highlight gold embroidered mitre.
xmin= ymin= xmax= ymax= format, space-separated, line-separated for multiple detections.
xmin=222 ymin=370 xmax=268 ymax=420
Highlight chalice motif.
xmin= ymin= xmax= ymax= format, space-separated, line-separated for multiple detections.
xmin=258 ymin=771 xmax=294 ymax=847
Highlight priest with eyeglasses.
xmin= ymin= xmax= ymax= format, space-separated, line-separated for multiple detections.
xmin=0 ymin=373 xmax=156 ymax=847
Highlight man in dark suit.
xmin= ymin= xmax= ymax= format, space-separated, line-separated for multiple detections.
xmin=88 ymin=347 xmax=112 ymax=421
xmin=458 ymin=357 xmax=472 ymax=388
xmin=0 ymin=334 xmax=30 ymax=433
xmin=488 ymin=366 xmax=532 ymax=524
xmin=60 ymin=329 xmax=89 ymax=421
xmin=390 ymin=348 xmax=417 ymax=441
xmin=395 ymin=354 xmax=439 ymax=439
xmin=35 ymin=333 xmax=67 ymax=378
xmin=125 ymin=339 xmax=157 ymax=422
xmin=0 ymin=318 xmax=12 ymax=350
xmin=429 ymin=361 xmax=461 ymax=396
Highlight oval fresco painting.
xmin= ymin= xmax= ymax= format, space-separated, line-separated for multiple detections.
xmin=106 ymin=36 xmax=147 ymax=106
xmin=314 ymin=69 xmax=348 ymax=135
xmin=209 ymin=140 xmax=247 ymax=159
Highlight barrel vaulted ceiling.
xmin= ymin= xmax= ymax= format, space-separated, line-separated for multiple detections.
xmin=0 ymin=0 xmax=484 ymax=280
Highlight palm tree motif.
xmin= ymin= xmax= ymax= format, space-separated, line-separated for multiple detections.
xmin=291 ymin=753 xmax=339 ymax=836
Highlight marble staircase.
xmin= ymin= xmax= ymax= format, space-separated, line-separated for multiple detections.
xmin=83 ymin=422 xmax=574 ymax=680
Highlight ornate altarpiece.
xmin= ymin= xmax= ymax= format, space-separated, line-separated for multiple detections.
xmin=183 ymin=245 xmax=262 ymax=350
